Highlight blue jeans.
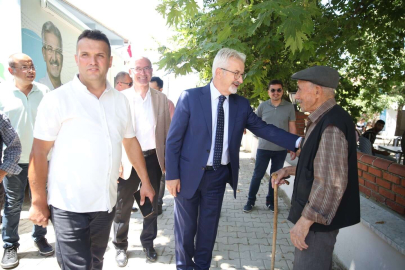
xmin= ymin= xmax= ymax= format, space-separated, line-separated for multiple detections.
xmin=247 ymin=149 xmax=288 ymax=204
xmin=2 ymin=164 xmax=47 ymax=248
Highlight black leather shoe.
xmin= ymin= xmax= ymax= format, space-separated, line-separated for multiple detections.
xmin=158 ymin=204 xmax=163 ymax=215
xmin=132 ymin=206 xmax=138 ymax=212
xmin=143 ymin=247 xmax=157 ymax=262
xmin=115 ymin=249 xmax=128 ymax=267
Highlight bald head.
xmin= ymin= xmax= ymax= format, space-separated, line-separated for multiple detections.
xmin=8 ymin=53 xmax=36 ymax=86
xmin=8 ymin=53 xmax=32 ymax=68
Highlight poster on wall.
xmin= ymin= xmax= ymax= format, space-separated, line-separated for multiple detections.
xmin=21 ymin=0 xmax=80 ymax=90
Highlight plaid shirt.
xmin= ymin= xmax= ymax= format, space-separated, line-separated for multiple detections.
xmin=301 ymin=98 xmax=349 ymax=225
xmin=0 ymin=113 xmax=22 ymax=175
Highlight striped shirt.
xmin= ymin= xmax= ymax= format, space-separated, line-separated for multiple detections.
xmin=0 ymin=113 xmax=22 ymax=175
xmin=301 ymin=98 xmax=349 ymax=225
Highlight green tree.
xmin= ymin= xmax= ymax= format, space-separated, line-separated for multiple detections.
xmin=157 ymin=0 xmax=405 ymax=123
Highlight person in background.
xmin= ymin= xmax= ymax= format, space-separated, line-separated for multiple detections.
xmin=114 ymin=71 xmax=133 ymax=91
xmin=362 ymin=120 xmax=391 ymax=158
xmin=356 ymin=118 xmax=366 ymax=134
xmin=0 ymin=112 xmax=22 ymax=232
xmin=0 ymin=53 xmax=52 ymax=269
xmin=149 ymin=76 xmax=175 ymax=215
xmin=113 ymin=57 xmax=170 ymax=266
xmin=243 ymin=79 xmax=297 ymax=213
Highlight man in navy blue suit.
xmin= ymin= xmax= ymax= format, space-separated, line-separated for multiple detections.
xmin=165 ymin=48 xmax=301 ymax=270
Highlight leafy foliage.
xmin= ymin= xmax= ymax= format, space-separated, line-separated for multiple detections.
xmin=156 ymin=0 xmax=405 ymax=122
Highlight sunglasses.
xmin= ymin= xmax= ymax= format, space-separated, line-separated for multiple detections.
xmin=119 ymin=82 xmax=133 ymax=87
xmin=270 ymin=88 xmax=282 ymax=93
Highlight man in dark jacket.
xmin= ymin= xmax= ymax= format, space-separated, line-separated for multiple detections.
xmin=272 ymin=66 xmax=360 ymax=270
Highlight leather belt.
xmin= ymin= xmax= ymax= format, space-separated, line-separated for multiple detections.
xmin=142 ymin=149 xmax=156 ymax=157
xmin=204 ymin=164 xmax=228 ymax=171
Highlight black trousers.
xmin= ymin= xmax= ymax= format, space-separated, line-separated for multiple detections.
xmin=50 ymin=206 xmax=115 ymax=270
xmin=113 ymin=152 xmax=161 ymax=250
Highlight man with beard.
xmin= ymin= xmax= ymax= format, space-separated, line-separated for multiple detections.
xmin=0 ymin=53 xmax=52 ymax=269
xmin=165 ymin=48 xmax=301 ymax=270
xmin=39 ymin=21 xmax=63 ymax=90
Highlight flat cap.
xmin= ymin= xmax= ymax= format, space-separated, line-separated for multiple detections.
xmin=291 ymin=66 xmax=339 ymax=89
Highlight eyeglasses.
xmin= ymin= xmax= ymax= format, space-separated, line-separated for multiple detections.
xmin=220 ymin=68 xmax=246 ymax=80
xmin=119 ymin=82 xmax=133 ymax=87
xmin=270 ymin=88 xmax=282 ymax=93
xmin=43 ymin=45 xmax=63 ymax=55
xmin=131 ymin=66 xmax=152 ymax=73
xmin=13 ymin=65 xmax=36 ymax=72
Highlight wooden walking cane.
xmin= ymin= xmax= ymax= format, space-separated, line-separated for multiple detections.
xmin=271 ymin=173 xmax=290 ymax=270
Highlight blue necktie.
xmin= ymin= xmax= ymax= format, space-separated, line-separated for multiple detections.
xmin=213 ymin=95 xmax=226 ymax=170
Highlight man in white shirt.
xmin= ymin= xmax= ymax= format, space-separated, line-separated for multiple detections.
xmin=112 ymin=57 xmax=171 ymax=266
xmin=28 ymin=30 xmax=155 ymax=270
xmin=0 ymin=53 xmax=52 ymax=269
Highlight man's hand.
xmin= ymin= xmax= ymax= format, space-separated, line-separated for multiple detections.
xmin=290 ymin=216 xmax=314 ymax=251
xmin=290 ymin=151 xmax=297 ymax=160
xmin=140 ymin=182 xmax=155 ymax=205
xmin=271 ymin=168 xmax=290 ymax=188
xmin=0 ymin=169 xmax=7 ymax=183
xmin=29 ymin=203 xmax=50 ymax=228
xmin=167 ymin=179 xmax=181 ymax=197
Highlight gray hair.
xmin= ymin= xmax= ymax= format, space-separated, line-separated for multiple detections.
xmin=42 ymin=21 xmax=63 ymax=49
xmin=130 ymin=55 xmax=152 ymax=68
xmin=114 ymin=71 xmax=131 ymax=86
xmin=212 ymin=48 xmax=246 ymax=78
xmin=321 ymin=86 xmax=336 ymax=98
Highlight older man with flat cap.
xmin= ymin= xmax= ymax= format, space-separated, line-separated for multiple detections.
xmin=272 ymin=66 xmax=360 ymax=270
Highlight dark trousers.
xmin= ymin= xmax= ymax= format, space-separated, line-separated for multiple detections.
xmin=50 ymin=206 xmax=115 ymax=270
xmin=174 ymin=165 xmax=230 ymax=270
xmin=247 ymin=149 xmax=287 ymax=204
xmin=158 ymin=173 xmax=165 ymax=206
xmin=293 ymin=230 xmax=339 ymax=270
xmin=113 ymin=152 xmax=161 ymax=250
xmin=2 ymin=164 xmax=47 ymax=248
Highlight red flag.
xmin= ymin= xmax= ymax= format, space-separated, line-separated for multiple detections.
xmin=127 ymin=45 xmax=132 ymax=58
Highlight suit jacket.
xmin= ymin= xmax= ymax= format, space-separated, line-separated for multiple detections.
xmin=165 ymin=84 xmax=299 ymax=199
xmin=121 ymin=88 xmax=171 ymax=180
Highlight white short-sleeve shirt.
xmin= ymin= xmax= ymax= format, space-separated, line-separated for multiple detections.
xmin=34 ymin=75 xmax=135 ymax=213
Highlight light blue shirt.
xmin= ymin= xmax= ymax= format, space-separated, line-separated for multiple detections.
xmin=0 ymin=81 xmax=49 ymax=163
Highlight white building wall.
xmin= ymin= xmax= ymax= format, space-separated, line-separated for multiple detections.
xmin=0 ymin=0 xmax=22 ymax=82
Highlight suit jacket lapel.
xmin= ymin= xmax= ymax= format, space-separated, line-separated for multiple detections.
xmin=199 ymin=84 xmax=212 ymax=138
xmin=228 ymin=94 xmax=238 ymax=142
xmin=151 ymin=89 xmax=158 ymax=127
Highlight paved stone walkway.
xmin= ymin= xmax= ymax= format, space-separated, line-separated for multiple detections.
xmin=2 ymin=151 xmax=312 ymax=269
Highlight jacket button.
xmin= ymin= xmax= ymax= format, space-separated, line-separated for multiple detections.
xmin=206 ymin=149 xmax=210 ymax=153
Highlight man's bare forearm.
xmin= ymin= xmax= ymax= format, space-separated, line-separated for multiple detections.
xmin=123 ymin=137 xmax=151 ymax=185
xmin=28 ymin=152 xmax=49 ymax=205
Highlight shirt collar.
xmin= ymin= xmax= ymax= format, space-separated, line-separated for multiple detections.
xmin=11 ymin=80 xmax=40 ymax=93
xmin=210 ymin=81 xmax=228 ymax=102
xmin=308 ymin=98 xmax=337 ymax=124
xmin=72 ymin=74 xmax=113 ymax=95
xmin=268 ymin=99 xmax=286 ymax=107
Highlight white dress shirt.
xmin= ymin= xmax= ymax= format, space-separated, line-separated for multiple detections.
xmin=122 ymin=87 xmax=156 ymax=151
xmin=0 ymin=81 xmax=49 ymax=163
xmin=207 ymin=82 xmax=230 ymax=166
xmin=34 ymin=75 xmax=135 ymax=213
